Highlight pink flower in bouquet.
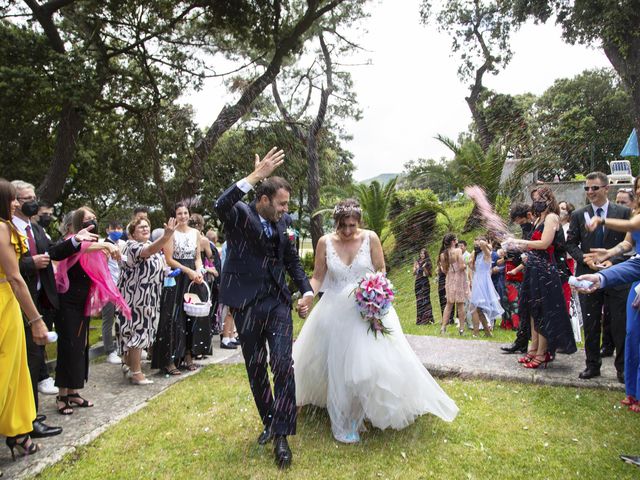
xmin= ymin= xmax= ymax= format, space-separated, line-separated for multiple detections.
xmin=352 ymin=271 xmax=394 ymax=338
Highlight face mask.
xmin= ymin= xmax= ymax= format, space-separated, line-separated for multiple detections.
xmin=38 ymin=215 xmax=52 ymax=229
xmin=21 ymin=201 xmax=39 ymax=217
xmin=520 ymin=222 xmax=534 ymax=236
xmin=532 ymin=200 xmax=547 ymax=214
xmin=108 ymin=231 xmax=123 ymax=242
xmin=474 ymin=246 xmax=482 ymax=256
xmin=82 ymin=220 xmax=98 ymax=232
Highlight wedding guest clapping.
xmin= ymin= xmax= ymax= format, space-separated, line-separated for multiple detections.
xmin=118 ymin=217 xmax=176 ymax=385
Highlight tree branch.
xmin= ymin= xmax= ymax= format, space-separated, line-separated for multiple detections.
xmin=272 ymin=80 xmax=306 ymax=142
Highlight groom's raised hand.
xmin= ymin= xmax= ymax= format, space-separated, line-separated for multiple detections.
xmin=246 ymin=147 xmax=285 ymax=186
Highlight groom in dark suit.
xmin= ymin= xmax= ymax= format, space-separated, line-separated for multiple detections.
xmin=566 ymin=171 xmax=630 ymax=382
xmin=215 ymin=148 xmax=313 ymax=469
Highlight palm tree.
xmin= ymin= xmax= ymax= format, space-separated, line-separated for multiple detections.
xmin=353 ymin=178 xmax=397 ymax=240
xmin=417 ymin=135 xmax=517 ymax=231
xmin=313 ymin=178 xmax=398 ymax=241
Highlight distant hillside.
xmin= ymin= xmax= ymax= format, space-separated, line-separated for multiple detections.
xmin=358 ymin=173 xmax=403 ymax=186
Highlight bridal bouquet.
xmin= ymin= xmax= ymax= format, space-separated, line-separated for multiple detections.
xmin=353 ymin=271 xmax=394 ymax=338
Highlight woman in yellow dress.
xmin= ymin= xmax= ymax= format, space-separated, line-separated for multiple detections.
xmin=0 ymin=178 xmax=49 ymax=462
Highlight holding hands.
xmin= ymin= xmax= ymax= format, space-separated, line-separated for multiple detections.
xmin=297 ymin=295 xmax=313 ymax=319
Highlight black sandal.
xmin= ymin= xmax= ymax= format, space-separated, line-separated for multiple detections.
xmin=56 ymin=395 xmax=73 ymax=415
xmin=163 ymin=366 xmax=181 ymax=376
xmin=67 ymin=392 xmax=94 ymax=408
xmin=5 ymin=435 xmax=39 ymax=460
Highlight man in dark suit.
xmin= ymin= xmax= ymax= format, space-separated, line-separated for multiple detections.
xmin=566 ymin=171 xmax=631 ymax=382
xmin=12 ymin=180 xmax=87 ymax=438
xmin=215 ymin=149 xmax=313 ymax=469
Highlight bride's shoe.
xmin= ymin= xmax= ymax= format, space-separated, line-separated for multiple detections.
xmin=335 ymin=421 xmax=361 ymax=444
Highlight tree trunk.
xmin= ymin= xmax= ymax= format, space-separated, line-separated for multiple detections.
xmin=463 ymin=204 xmax=484 ymax=233
xmin=37 ymin=101 xmax=85 ymax=204
xmin=603 ymin=38 xmax=640 ymax=137
xmin=307 ymin=136 xmax=323 ymax=251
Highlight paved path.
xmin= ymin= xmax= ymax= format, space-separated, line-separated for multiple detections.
xmin=1 ymin=335 xmax=622 ymax=479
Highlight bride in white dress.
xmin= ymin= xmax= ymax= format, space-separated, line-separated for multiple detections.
xmin=293 ymin=199 xmax=459 ymax=443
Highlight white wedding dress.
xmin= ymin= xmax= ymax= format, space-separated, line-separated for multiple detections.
xmin=293 ymin=233 xmax=459 ymax=443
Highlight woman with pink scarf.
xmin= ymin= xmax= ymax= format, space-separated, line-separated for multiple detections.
xmin=54 ymin=207 xmax=130 ymax=415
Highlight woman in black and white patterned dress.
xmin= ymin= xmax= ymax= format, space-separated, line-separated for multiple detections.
xmin=118 ymin=217 xmax=176 ymax=385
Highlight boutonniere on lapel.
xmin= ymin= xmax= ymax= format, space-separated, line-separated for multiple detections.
xmin=286 ymin=227 xmax=298 ymax=242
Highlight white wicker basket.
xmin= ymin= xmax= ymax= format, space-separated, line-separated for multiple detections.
xmin=183 ymin=281 xmax=211 ymax=317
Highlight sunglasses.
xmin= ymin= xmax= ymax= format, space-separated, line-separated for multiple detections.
xmin=584 ymin=185 xmax=606 ymax=192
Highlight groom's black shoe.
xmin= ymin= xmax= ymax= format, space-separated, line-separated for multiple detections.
xmin=274 ymin=435 xmax=292 ymax=469
xmin=501 ymin=343 xmax=527 ymax=354
xmin=257 ymin=428 xmax=273 ymax=445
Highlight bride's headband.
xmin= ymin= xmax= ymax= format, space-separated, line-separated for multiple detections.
xmin=333 ymin=204 xmax=362 ymax=217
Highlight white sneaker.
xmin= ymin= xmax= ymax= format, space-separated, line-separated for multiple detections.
xmin=140 ymin=350 xmax=148 ymax=361
xmin=37 ymin=377 xmax=58 ymax=395
xmin=106 ymin=351 xmax=122 ymax=365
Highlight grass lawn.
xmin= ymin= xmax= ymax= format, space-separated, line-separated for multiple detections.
xmin=37 ymin=363 xmax=639 ymax=480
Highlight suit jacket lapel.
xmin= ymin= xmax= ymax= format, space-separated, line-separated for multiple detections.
xmin=603 ymin=203 xmax=617 ymax=245
xmin=274 ymin=221 xmax=285 ymax=260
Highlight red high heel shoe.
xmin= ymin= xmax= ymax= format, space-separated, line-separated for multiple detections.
xmin=518 ymin=351 xmax=537 ymax=364
xmin=523 ymin=354 xmax=548 ymax=369
xmin=621 ymin=395 xmax=637 ymax=407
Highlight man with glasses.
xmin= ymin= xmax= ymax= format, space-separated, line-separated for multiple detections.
xmin=11 ymin=181 xmax=74 ymax=438
xmin=566 ymin=172 xmax=631 ymax=382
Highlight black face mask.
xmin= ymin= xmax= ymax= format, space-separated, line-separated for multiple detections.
xmin=473 ymin=246 xmax=482 ymax=256
xmin=38 ymin=215 xmax=52 ymax=229
xmin=520 ymin=222 xmax=534 ymax=236
xmin=81 ymin=220 xmax=98 ymax=232
xmin=532 ymin=200 xmax=547 ymax=214
xmin=21 ymin=201 xmax=39 ymax=217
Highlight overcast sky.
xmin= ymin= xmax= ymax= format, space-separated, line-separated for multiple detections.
xmin=185 ymin=0 xmax=611 ymax=181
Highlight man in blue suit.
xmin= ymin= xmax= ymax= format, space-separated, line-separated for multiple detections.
xmin=215 ymin=148 xmax=313 ymax=469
